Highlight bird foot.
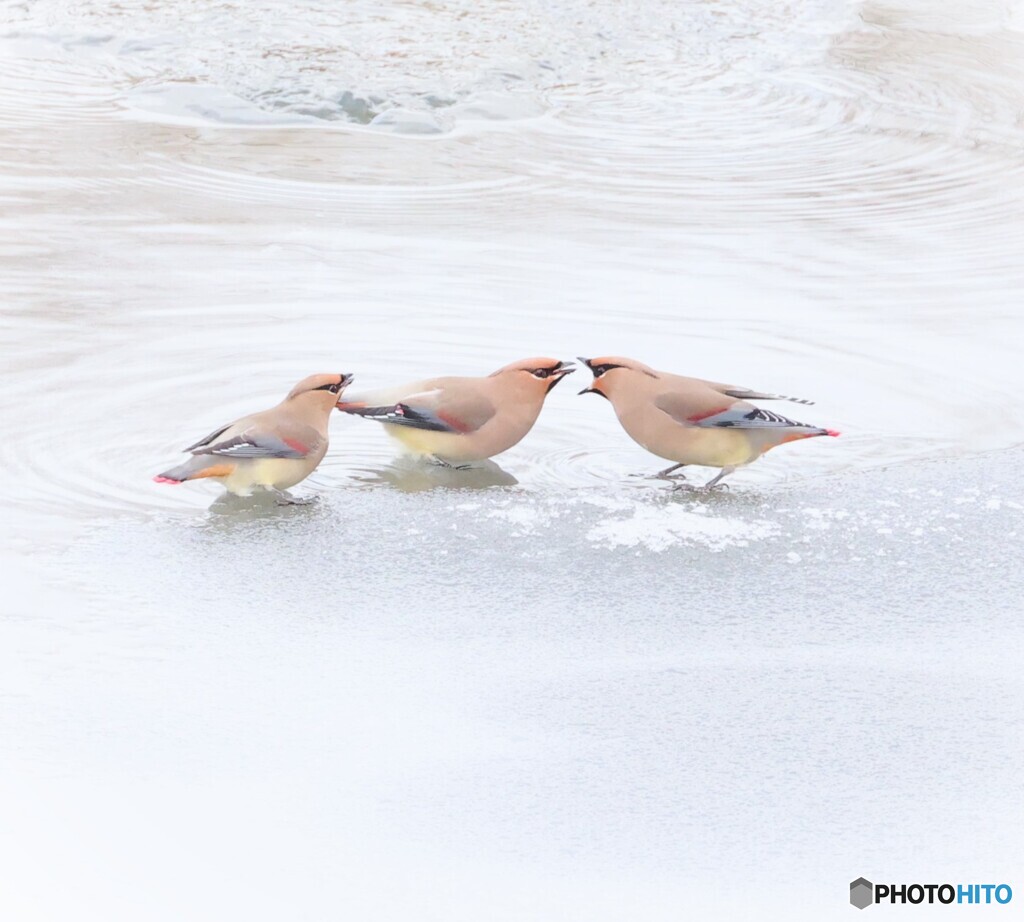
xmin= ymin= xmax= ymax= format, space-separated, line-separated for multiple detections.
xmin=671 ymin=482 xmax=697 ymax=492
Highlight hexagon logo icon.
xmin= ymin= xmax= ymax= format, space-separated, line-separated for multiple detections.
xmin=850 ymin=878 xmax=873 ymax=909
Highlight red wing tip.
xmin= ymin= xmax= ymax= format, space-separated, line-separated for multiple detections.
xmin=436 ymin=411 xmax=472 ymax=434
xmin=153 ymin=475 xmax=182 ymax=484
xmin=826 ymin=429 xmax=841 ymax=437
xmin=687 ymin=406 xmax=730 ymax=423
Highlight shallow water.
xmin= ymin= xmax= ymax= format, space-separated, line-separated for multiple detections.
xmin=1 ymin=0 xmax=1023 ymax=918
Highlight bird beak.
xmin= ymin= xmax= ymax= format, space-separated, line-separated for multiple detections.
xmin=335 ymin=373 xmax=355 ymax=408
xmin=576 ymin=358 xmax=603 ymax=395
xmin=545 ymin=361 xmax=575 ymax=392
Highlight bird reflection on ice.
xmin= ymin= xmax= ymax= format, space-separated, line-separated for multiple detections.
xmin=353 ymin=456 xmax=519 ymax=492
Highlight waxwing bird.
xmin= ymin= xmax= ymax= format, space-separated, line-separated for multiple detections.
xmin=154 ymin=372 xmax=354 ymax=496
xmin=336 ymin=358 xmax=575 ymax=465
xmin=577 ymin=356 xmax=838 ymax=490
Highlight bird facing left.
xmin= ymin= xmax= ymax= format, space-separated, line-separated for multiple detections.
xmin=153 ymin=372 xmax=354 ymax=497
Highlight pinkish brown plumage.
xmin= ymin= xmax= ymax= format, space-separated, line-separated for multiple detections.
xmin=336 ymin=357 xmax=575 ymax=465
xmin=154 ymin=372 xmax=353 ymax=496
xmin=578 ymin=356 xmax=838 ymax=489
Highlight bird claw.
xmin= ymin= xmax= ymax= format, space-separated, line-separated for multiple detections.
xmin=671 ymin=482 xmax=697 ymax=492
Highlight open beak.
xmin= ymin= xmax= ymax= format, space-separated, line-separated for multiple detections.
xmin=545 ymin=360 xmax=576 ymax=392
xmin=576 ymin=357 xmax=595 ymax=394
xmin=335 ymin=372 xmax=355 ymax=408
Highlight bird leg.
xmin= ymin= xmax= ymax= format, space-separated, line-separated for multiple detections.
xmin=655 ymin=462 xmax=687 ymax=480
xmin=701 ymin=467 xmax=736 ymax=491
xmin=672 ymin=467 xmax=736 ymax=493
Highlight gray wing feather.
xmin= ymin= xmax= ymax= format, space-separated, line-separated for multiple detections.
xmin=196 ymin=432 xmax=309 ymax=459
xmin=697 ymin=406 xmax=822 ymax=430
xmin=342 ymin=403 xmax=459 ymax=432
xmin=341 ymin=383 xmax=495 ymax=434
xmin=714 ymin=384 xmax=814 ymax=405
xmin=184 ymin=423 xmax=232 ymax=452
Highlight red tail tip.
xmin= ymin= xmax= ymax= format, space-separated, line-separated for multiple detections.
xmin=826 ymin=429 xmax=841 ymax=437
xmin=153 ymin=475 xmax=182 ymax=484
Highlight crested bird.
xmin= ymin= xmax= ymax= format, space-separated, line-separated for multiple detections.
xmin=577 ymin=356 xmax=838 ymax=490
xmin=154 ymin=372 xmax=354 ymax=496
xmin=336 ymin=357 xmax=575 ymax=466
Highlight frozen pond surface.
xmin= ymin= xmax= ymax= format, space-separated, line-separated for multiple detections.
xmin=1 ymin=0 xmax=1023 ymax=918
xmin=4 ymin=451 xmax=1024 ymax=920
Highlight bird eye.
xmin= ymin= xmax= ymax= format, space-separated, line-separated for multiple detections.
xmin=533 ymin=368 xmax=551 ymax=379
xmin=329 ymin=383 xmax=340 ymax=393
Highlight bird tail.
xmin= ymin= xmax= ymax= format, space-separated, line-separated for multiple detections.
xmin=336 ymin=402 xmax=397 ymax=421
xmin=154 ymin=457 xmax=235 ymax=484
xmin=338 ymin=402 xmax=454 ymax=432
xmin=335 ymin=401 xmax=371 ymax=414
xmin=776 ymin=427 xmax=840 ymax=445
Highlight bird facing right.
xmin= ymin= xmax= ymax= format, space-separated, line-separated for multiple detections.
xmin=335 ymin=357 xmax=576 ymax=466
xmin=154 ymin=372 xmax=354 ymax=497
xmin=577 ymin=356 xmax=839 ymax=489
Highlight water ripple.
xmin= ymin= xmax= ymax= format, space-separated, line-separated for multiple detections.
xmin=2 ymin=0 xmax=1023 ymax=521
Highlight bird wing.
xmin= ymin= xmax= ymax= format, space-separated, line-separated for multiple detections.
xmin=655 ymin=393 xmax=819 ymax=430
xmin=195 ymin=425 xmax=320 ymax=459
xmin=340 ymin=383 xmax=496 ymax=434
xmin=184 ymin=422 xmax=233 ymax=452
xmin=708 ymin=382 xmax=814 ymax=405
